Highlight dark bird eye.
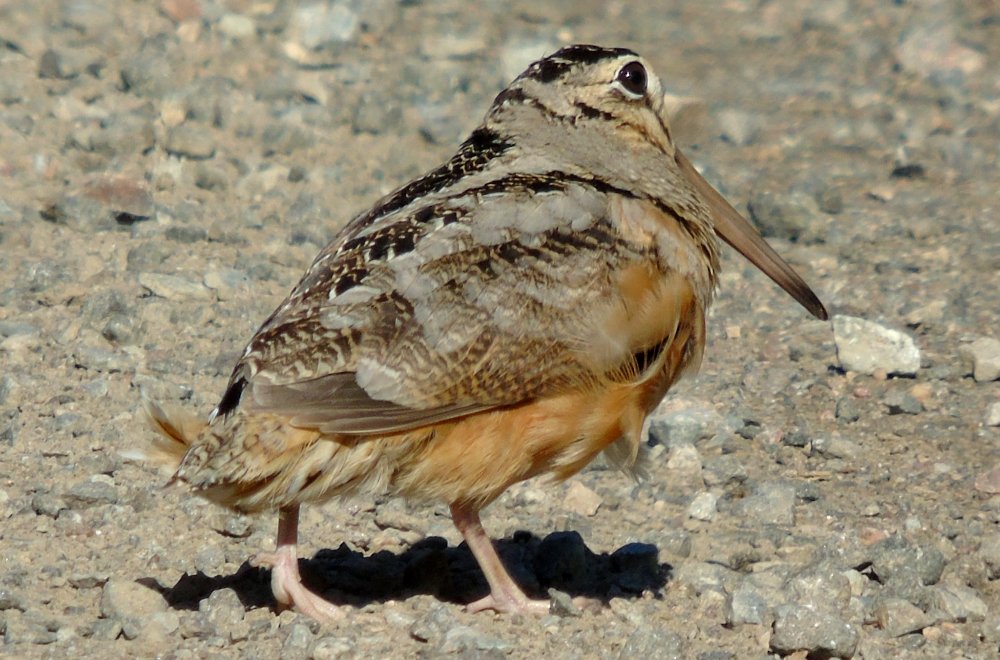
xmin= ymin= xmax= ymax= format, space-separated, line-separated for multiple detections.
xmin=615 ymin=61 xmax=647 ymax=98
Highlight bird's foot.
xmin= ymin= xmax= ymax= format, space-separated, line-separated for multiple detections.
xmin=251 ymin=549 xmax=343 ymax=623
xmin=466 ymin=590 xmax=552 ymax=615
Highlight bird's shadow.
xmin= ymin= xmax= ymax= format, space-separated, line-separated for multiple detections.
xmin=145 ymin=530 xmax=671 ymax=615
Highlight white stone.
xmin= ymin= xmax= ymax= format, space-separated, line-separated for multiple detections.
xmin=687 ymin=492 xmax=717 ymax=521
xmin=832 ymin=315 xmax=920 ymax=376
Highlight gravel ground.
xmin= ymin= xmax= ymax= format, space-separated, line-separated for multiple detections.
xmin=1 ymin=0 xmax=998 ymax=658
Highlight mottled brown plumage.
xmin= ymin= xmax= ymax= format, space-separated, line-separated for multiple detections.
xmin=141 ymin=44 xmax=827 ymax=621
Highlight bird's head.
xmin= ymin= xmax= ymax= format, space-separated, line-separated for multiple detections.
xmin=486 ymin=45 xmax=828 ymax=320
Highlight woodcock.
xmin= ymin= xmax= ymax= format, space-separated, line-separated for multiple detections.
xmin=140 ymin=44 xmax=828 ymax=622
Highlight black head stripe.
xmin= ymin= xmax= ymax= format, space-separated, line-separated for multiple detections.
xmin=519 ymin=45 xmax=638 ymax=84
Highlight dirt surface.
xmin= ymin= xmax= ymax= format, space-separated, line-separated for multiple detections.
xmin=1 ymin=0 xmax=999 ymax=658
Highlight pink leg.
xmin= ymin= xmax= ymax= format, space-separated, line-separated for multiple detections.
xmin=250 ymin=505 xmax=342 ymax=623
xmin=450 ymin=503 xmax=550 ymax=614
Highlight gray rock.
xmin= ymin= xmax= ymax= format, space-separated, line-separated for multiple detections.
xmin=834 ymin=398 xmax=860 ymax=422
xmin=897 ymin=23 xmax=985 ymax=84
xmin=68 ymin=572 xmax=109 ymax=589
xmin=194 ymin=544 xmax=226 ymax=575
xmin=100 ymin=579 xmax=168 ymax=621
xmin=120 ymin=37 xmax=175 ymax=98
xmin=198 ymin=589 xmax=247 ymax=639
xmin=648 ymin=404 xmax=729 ymax=447
xmin=547 ymin=588 xmax=580 ymax=617
xmin=874 ymin=597 xmax=936 ymax=637
xmin=311 ymin=634 xmax=356 ymax=659
xmin=786 ymin=566 xmax=852 ymax=615
xmin=832 ymin=315 xmax=921 ymax=376
xmin=217 ymin=14 xmax=256 ymax=40
xmin=747 ymin=189 xmax=822 ymax=243
xmin=72 ymin=345 xmax=131 ymax=373
xmin=811 ymin=436 xmax=860 ymax=460
xmin=770 ymin=604 xmax=859 ymax=657
xmin=674 ymin=561 xmax=739 ymax=595
xmin=726 ymin=579 xmax=772 ymax=625
xmin=701 ymin=456 xmax=748 ymax=488
xmin=734 ymin=481 xmax=796 ymax=527
xmin=1 ymin=610 xmax=60 ymax=645
xmin=138 ymin=272 xmax=213 ymax=301
xmin=883 ymin=389 xmax=924 ymax=415
xmin=281 ymin=622 xmax=314 ymax=659
xmin=926 ymin=584 xmax=988 ymax=623
xmin=687 ymin=491 xmax=718 ymax=521
xmin=985 ymin=402 xmax=1000 ymax=427
xmin=409 ymin=605 xmax=458 ymax=643
xmin=31 ymin=492 xmax=68 ymax=518
xmin=439 ymin=624 xmax=512 ymax=654
xmin=869 ymin=536 xmax=945 ymax=587
xmin=64 ymin=479 xmax=118 ymax=508
xmin=980 ymin=532 xmax=1000 ymax=580
xmin=717 ymin=108 xmax=761 ymax=146
xmin=164 ymin=124 xmax=217 ymax=160
xmin=0 ymin=588 xmax=27 ymax=612
xmin=960 ymin=337 xmax=1000 ymax=382
xmin=618 ymin=626 xmax=685 ymax=659
xmin=657 ymin=529 xmax=692 ymax=560
xmin=88 ymin=113 xmax=156 ymax=156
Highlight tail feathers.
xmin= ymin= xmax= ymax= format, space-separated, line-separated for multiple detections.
xmin=123 ymin=395 xmax=207 ymax=473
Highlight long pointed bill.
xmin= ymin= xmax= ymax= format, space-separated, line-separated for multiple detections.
xmin=675 ymin=149 xmax=828 ymax=320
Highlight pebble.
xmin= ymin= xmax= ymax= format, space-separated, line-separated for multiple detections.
xmin=138 ymin=272 xmax=213 ymax=301
xmin=439 ymin=624 xmax=512 ymax=654
xmin=64 ymin=479 xmax=118 ymax=508
xmin=647 ymin=402 xmax=729 ymax=447
xmin=218 ymin=14 xmax=256 ymax=40
xmin=665 ymin=442 xmax=703 ymax=473
xmin=618 ymin=626 xmax=685 ymax=659
xmin=687 ymin=491 xmax=718 ymax=521
xmin=959 ymin=337 xmax=1000 ymax=382
xmin=875 ymin=597 xmax=936 ymax=637
xmin=726 ymin=579 xmax=771 ymax=625
xmin=716 ymin=108 xmax=761 ymax=146
xmin=926 ymin=584 xmax=988 ymax=623
xmin=562 ymin=480 xmax=602 ymax=517
xmin=869 ymin=536 xmax=945 ymax=587
xmin=164 ymin=124 xmax=217 ymax=160
xmin=547 ymin=588 xmax=581 ymax=617
xmin=811 ymin=436 xmax=860 ymax=461
xmin=701 ymin=456 xmax=748 ymax=488
xmin=31 ymin=492 xmax=68 ymax=518
xmin=770 ymin=604 xmax=859 ymax=658
xmin=896 ymin=23 xmax=985 ymax=83
xmin=281 ymin=622 xmax=315 ymax=659
xmin=973 ymin=464 xmax=1000 ymax=494
xmin=311 ymin=634 xmax=356 ymax=659
xmin=834 ymin=398 xmax=861 ymax=422
xmin=100 ymin=578 xmax=168 ymax=625
xmin=883 ymin=389 xmax=924 ymax=415
xmin=787 ymin=566 xmax=851 ymax=615
xmin=985 ymin=402 xmax=1000 ymax=427
xmin=734 ymin=481 xmax=796 ymax=527
xmin=0 ymin=587 xmax=27 ymax=612
xmin=747 ymin=189 xmax=823 ymax=243
xmin=409 ymin=605 xmax=459 ymax=644
xmin=832 ymin=316 xmax=921 ymax=376
xmin=980 ymin=532 xmax=1000 ymax=580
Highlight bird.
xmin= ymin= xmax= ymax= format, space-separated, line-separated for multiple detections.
xmin=138 ymin=44 xmax=828 ymax=622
